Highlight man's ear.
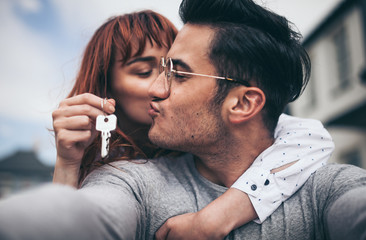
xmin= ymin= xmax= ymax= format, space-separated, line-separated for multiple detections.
xmin=226 ymin=86 xmax=266 ymax=124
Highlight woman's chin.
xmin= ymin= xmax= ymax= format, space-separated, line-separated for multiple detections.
xmin=136 ymin=116 xmax=153 ymax=126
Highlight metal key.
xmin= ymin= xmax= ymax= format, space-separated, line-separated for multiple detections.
xmin=96 ymin=114 xmax=117 ymax=158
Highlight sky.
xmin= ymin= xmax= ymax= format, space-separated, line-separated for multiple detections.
xmin=0 ymin=0 xmax=344 ymax=166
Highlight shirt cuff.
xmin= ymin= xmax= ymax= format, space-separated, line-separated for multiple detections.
xmin=231 ymin=167 xmax=271 ymax=198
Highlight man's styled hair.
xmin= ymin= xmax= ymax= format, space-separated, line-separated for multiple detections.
xmin=179 ymin=0 xmax=310 ymax=133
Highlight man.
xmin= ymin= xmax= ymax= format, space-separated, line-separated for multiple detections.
xmin=0 ymin=0 xmax=365 ymax=239
xmin=146 ymin=0 xmax=366 ymax=239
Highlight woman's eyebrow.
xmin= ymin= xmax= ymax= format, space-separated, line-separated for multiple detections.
xmin=125 ymin=56 xmax=156 ymax=66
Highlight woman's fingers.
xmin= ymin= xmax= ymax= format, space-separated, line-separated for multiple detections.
xmin=53 ymin=104 xmax=104 ymax=120
xmin=53 ymin=115 xmax=94 ymax=131
xmin=59 ymin=93 xmax=115 ymax=114
xmin=52 ymin=93 xmax=116 ymax=163
xmin=53 ymin=94 xmax=117 ymax=131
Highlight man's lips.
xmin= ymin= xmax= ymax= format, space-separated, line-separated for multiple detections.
xmin=148 ymin=102 xmax=160 ymax=117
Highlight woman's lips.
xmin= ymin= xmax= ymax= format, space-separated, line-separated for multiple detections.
xmin=148 ymin=102 xmax=160 ymax=117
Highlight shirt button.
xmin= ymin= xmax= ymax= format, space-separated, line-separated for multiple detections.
xmin=251 ymin=184 xmax=257 ymax=191
xmin=264 ymin=179 xmax=270 ymax=186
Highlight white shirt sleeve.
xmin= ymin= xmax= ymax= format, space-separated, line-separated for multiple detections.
xmin=231 ymin=113 xmax=335 ymax=223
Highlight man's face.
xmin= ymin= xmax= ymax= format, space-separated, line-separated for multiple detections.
xmin=148 ymin=24 xmax=228 ymax=153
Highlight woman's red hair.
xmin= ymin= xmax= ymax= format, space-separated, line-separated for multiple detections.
xmin=68 ymin=10 xmax=177 ymax=184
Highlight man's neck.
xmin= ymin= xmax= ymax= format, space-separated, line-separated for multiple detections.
xmin=193 ymin=128 xmax=274 ymax=187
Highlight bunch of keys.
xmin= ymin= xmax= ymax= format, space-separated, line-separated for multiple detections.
xmin=96 ymin=99 xmax=117 ymax=158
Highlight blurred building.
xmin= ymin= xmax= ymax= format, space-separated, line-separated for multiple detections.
xmin=290 ymin=0 xmax=366 ymax=168
xmin=0 ymin=150 xmax=54 ymax=199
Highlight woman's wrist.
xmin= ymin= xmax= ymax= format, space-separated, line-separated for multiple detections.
xmin=53 ymin=156 xmax=81 ymax=188
xmin=191 ymin=208 xmax=229 ymax=240
xmin=205 ymin=188 xmax=258 ymax=236
xmin=195 ymin=188 xmax=256 ymax=238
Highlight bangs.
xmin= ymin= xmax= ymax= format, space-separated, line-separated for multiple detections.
xmin=112 ymin=10 xmax=177 ymax=64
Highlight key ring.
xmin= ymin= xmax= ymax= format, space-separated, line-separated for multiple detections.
xmin=101 ymin=98 xmax=107 ymax=116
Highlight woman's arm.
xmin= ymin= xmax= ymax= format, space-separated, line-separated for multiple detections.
xmin=52 ymin=93 xmax=115 ymax=187
xmin=231 ymin=114 xmax=334 ymax=222
xmin=155 ymin=188 xmax=255 ymax=240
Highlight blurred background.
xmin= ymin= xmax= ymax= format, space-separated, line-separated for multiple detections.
xmin=0 ymin=0 xmax=365 ymax=199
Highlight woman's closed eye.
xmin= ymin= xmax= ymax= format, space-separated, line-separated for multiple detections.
xmin=130 ymin=68 xmax=155 ymax=78
xmin=135 ymin=70 xmax=153 ymax=77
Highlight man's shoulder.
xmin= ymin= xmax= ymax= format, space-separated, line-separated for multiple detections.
xmin=82 ymin=153 xmax=194 ymax=187
xmin=284 ymin=164 xmax=366 ymax=209
xmin=305 ymin=163 xmax=366 ymax=191
xmin=299 ymin=163 xmax=366 ymax=206
xmin=312 ymin=163 xmax=366 ymax=184
xmin=255 ymin=164 xmax=366 ymax=239
xmin=308 ymin=164 xmax=366 ymax=239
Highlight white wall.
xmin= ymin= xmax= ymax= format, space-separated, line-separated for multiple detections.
xmin=289 ymin=4 xmax=366 ymax=167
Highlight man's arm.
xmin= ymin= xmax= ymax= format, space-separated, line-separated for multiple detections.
xmin=0 ymin=167 xmax=141 ymax=240
xmin=0 ymin=184 xmax=114 ymax=239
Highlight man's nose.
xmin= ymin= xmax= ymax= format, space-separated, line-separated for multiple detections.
xmin=148 ymin=72 xmax=170 ymax=100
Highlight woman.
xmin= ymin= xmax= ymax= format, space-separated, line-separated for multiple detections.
xmin=52 ymin=11 xmax=176 ymax=187
xmin=52 ymin=10 xmax=333 ymax=239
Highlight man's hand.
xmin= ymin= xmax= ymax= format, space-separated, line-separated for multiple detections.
xmin=155 ymin=212 xmax=225 ymax=240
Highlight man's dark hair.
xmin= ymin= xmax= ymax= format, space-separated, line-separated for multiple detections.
xmin=179 ymin=0 xmax=310 ymax=133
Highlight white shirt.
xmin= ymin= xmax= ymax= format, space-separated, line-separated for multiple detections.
xmin=231 ymin=114 xmax=334 ymax=223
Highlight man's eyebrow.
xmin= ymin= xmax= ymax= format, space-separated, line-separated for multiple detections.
xmin=171 ymin=59 xmax=193 ymax=72
xmin=125 ymin=56 xmax=156 ymax=66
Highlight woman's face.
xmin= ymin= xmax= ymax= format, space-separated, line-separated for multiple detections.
xmin=111 ymin=41 xmax=168 ymax=125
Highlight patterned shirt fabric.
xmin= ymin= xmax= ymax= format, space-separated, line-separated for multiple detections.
xmin=231 ymin=114 xmax=335 ymax=223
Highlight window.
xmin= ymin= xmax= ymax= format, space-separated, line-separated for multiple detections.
xmin=331 ymin=25 xmax=351 ymax=96
xmin=306 ymin=66 xmax=317 ymax=108
xmin=300 ymin=52 xmax=317 ymax=112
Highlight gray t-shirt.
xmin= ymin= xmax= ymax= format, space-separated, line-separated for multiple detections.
xmin=0 ymin=153 xmax=365 ymax=239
